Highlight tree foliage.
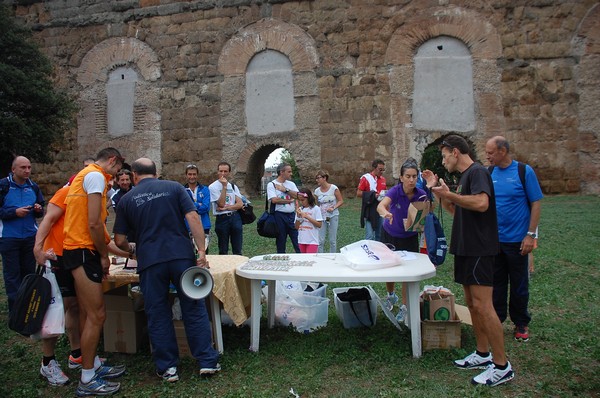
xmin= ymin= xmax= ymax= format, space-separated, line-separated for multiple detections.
xmin=279 ymin=149 xmax=301 ymax=186
xmin=0 ymin=5 xmax=76 ymax=174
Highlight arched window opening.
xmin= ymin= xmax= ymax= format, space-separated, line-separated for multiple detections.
xmin=246 ymin=50 xmax=294 ymax=135
xmin=413 ymin=36 xmax=475 ymax=132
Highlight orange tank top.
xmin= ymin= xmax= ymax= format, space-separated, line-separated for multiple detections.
xmin=63 ymin=164 xmax=111 ymax=250
xmin=42 ymin=185 xmax=69 ymax=256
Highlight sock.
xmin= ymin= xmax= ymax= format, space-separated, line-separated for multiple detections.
xmin=42 ymin=355 xmax=55 ymax=366
xmin=476 ymin=350 xmax=490 ymax=358
xmin=94 ymin=355 xmax=102 ymax=370
xmin=71 ymin=348 xmax=82 ymax=359
xmin=494 ymin=362 xmax=508 ymax=370
xmin=81 ymin=368 xmax=95 ymax=384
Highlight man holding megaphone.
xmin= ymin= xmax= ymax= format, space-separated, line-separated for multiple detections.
xmin=113 ymin=158 xmax=220 ymax=383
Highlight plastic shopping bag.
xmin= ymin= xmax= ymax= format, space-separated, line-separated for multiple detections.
xmin=31 ymin=261 xmax=65 ymax=340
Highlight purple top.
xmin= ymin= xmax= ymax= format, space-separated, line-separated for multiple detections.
xmin=382 ymin=183 xmax=428 ymax=238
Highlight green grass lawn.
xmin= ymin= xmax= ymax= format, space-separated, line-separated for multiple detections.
xmin=0 ymin=196 xmax=599 ymax=397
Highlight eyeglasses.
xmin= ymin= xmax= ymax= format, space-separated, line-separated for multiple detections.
xmin=186 ymin=164 xmax=198 ymax=170
xmin=377 ymin=168 xmax=386 ymax=172
xmin=297 ymin=192 xmax=308 ymax=198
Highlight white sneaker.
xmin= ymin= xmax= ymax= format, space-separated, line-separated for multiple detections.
xmin=471 ymin=362 xmax=515 ymax=386
xmin=454 ymin=351 xmax=493 ymax=369
xmin=40 ymin=359 xmax=70 ymax=386
xmin=395 ymin=304 xmax=407 ymax=323
xmin=384 ymin=292 xmax=399 ymax=311
xmin=157 ymin=366 xmax=179 ymax=382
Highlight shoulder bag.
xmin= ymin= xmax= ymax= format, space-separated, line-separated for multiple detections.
xmin=257 ymin=183 xmax=279 ymax=238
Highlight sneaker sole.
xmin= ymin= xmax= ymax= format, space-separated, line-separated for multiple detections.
xmin=40 ymin=374 xmax=70 ymax=387
xmin=471 ymin=371 xmax=515 ymax=387
xmin=514 ymin=336 xmax=530 ymax=342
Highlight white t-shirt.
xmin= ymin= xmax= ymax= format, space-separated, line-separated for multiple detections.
xmin=314 ymin=184 xmax=339 ymax=218
xmin=208 ymin=180 xmax=240 ymax=215
xmin=83 ymin=171 xmax=106 ymax=195
xmin=266 ymin=180 xmax=298 ymax=213
xmin=296 ymin=206 xmax=323 ymax=245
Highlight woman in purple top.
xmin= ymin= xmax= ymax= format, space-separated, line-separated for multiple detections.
xmin=377 ymin=159 xmax=428 ymax=322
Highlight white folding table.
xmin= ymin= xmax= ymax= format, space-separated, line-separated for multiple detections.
xmin=236 ymin=252 xmax=436 ymax=358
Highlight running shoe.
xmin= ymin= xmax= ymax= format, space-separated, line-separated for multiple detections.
xmin=76 ymin=375 xmax=120 ymax=397
xmin=95 ymin=364 xmax=126 ymax=379
xmin=471 ymin=362 xmax=515 ymax=386
xmin=514 ymin=326 xmax=530 ymax=342
xmin=157 ymin=367 xmax=179 ymax=382
xmin=199 ymin=363 xmax=221 ymax=376
xmin=68 ymin=355 xmax=106 ymax=370
xmin=384 ymin=292 xmax=399 ymax=311
xmin=396 ymin=304 xmax=408 ymax=323
xmin=454 ymin=351 xmax=493 ymax=369
xmin=40 ymin=359 xmax=70 ymax=386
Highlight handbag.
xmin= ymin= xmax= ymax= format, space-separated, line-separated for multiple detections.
xmin=424 ymin=204 xmax=448 ymax=266
xmin=257 ymin=183 xmax=279 ymax=238
xmin=8 ymin=264 xmax=52 ymax=337
xmin=337 ymin=287 xmax=374 ymax=327
xmin=238 ymin=202 xmax=256 ymax=225
xmin=231 ymin=182 xmax=256 ymax=225
xmin=32 ymin=261 xmax=65 ymax=340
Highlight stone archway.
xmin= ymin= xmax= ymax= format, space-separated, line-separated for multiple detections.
xmin=573 ymin=3 xmax=600 ymax=194
xmin=218 ymin=19 xmax=320 ymax=193
xmin=384 ymin=6 xmax=503 ymax=178
xmin=77 ymin=37 xmax=162 ymax=170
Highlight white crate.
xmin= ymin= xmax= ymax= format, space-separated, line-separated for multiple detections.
xmin=275 ymin=294 xmax=330 ymax=333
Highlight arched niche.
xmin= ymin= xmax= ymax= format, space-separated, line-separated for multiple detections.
xmin=384 ymin=7 xmax=503 ymax=179
xmin=77 ymin=37 xmax=162 ymax=171
xmin=218 ymin=19 xmax=320 ymax=193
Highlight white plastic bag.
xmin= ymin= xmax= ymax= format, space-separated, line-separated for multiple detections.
xmin=31 ymin=261 xmax=65 ymax=340
xmin=340 ymin=240 xmax=403 ymax=271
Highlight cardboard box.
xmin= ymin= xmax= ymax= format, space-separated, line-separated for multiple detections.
xmin=421 ymin=316 xmax=462 ymax=351
xmin=103 ymin=286 xmax=147 ymax=354
xmin=173 ymin=320 xmax=193 ymax=357
xmin=421 ymin=292 xmax=455 ymax=321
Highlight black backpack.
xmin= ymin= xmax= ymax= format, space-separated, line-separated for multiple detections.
xmin=8 ymin=266 xmax=52 ymax=337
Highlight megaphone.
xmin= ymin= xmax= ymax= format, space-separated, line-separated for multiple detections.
xmin=179 ymin=267 xmax=214 ymax=300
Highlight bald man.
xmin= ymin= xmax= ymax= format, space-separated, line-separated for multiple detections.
xmin=114 ymin=158 xmax=219 ymax=382
xmin=0 ymin=156 xmax=45 ymax=313
xmin=486 ymin=136 xmax=543 ymax=343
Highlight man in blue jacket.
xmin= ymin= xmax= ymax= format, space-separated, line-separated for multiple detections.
xmin=0 ymin=156 xmax=45 ymax=313
xmin=184 ymin=164 xmax=211 ymax=253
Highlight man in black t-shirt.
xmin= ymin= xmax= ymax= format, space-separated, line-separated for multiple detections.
xmin=423 ymin=135 xmax=514 ymax=387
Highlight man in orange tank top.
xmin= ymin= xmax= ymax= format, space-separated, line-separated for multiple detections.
xmin=62 ymin=148 xmax=128 ymax=396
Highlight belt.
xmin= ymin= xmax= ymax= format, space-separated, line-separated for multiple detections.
xmin=216 ymin=212 xmax=234 ymax=218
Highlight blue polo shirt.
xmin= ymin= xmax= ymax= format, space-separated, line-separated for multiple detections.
xmin=491 ymin=160 xmax=544 ymax=243
xmin=113 ymin=178 xmax=197 ymax=272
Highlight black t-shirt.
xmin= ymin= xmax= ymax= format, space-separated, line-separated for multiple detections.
xmin=113 ymin=178 xmax=197 ymax=272
xmin=450 ymin=163 xmax=499 ymax=257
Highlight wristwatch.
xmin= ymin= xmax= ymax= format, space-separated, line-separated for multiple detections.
xmin=285 ymin=188 xmax=290 ymax=193
xmin=526 ymin=231 xmax=537 ymax=239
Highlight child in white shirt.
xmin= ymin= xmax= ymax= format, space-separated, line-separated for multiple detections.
xmin=295 ymin=188 xmax=323 ymax=253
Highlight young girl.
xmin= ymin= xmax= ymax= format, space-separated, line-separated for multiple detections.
xmin=295 ymin=188 xmax=323 ymax=253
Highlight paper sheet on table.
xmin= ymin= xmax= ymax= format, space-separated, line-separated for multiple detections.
xmin=396 ymin=250 xmax=417 ymax=261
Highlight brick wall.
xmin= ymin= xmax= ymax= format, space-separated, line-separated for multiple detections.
xmin=8 ymin=0 xmax=599 ymax=196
